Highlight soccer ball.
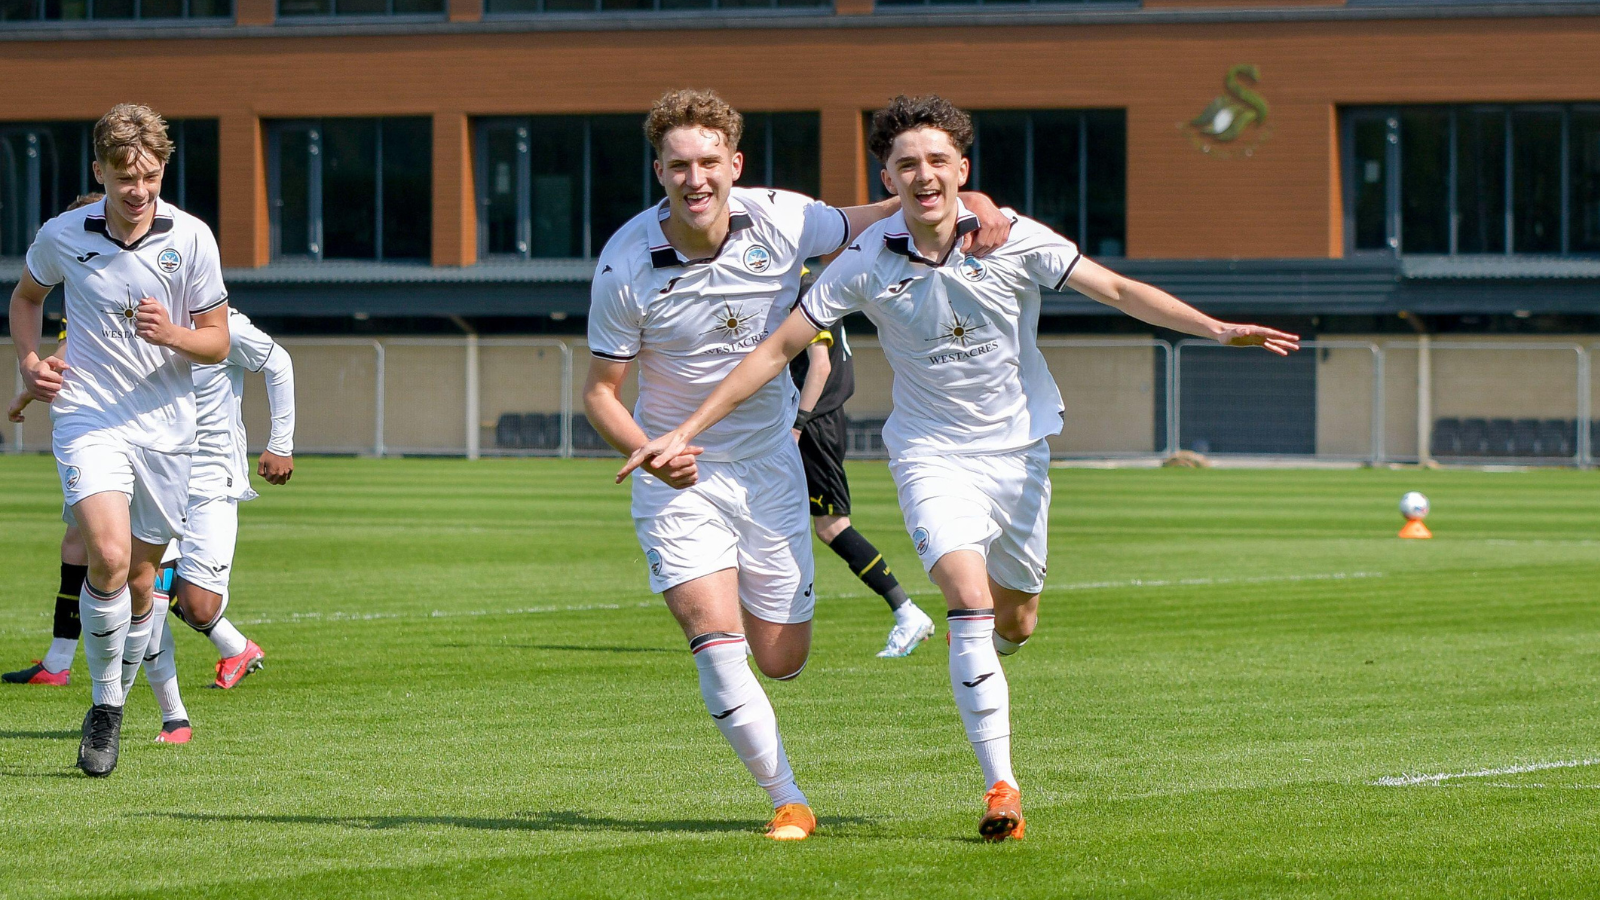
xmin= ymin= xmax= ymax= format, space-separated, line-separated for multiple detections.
xmin=1399 ymin=491 xmax=1430 ymax=521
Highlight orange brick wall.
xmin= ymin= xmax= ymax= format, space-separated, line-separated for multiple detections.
xmin=4 ymin=15 xmax=1600 ymax=266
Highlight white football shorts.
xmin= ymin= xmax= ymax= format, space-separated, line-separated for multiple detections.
xmin=632 ymin=440 xmax=816 ymax=625
xmin=890 ymin=439 xmax=1052 ymax=594
xmin=175 ymin=494 xmax=240 ymax=595
xmin=57 ymin=429 xmax=191 ymax=546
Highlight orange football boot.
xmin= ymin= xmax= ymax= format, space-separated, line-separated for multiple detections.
xmin=979 ymin=782 xmax=1025 ymax=842
xmin=765 ymin=803 xmax=817 ymax=841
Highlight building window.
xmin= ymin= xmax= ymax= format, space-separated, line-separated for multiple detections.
xmin=484 ymin=0 xmax=825 ymax=12
xmin=278 ymin=0 xmax=442 ymax=15
xmin=1 ymin=119 xmax=218 ymax=257
xmin=267 ymin=118 xmax=432 ymax=261
xmin=1345 ymin=104 xmax=1600 ymax=255
xmin=868 ymin=108 xmax=1126 ymax=258
xmin=0 ymin=0 xmax=230 ymax=18
xmin=476 ymin=112 xmax=820 ymax=260
xmin=876 ymin=0 xmax=1115 ymax=6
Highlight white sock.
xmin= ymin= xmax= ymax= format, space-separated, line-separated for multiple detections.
xmin=973 ymin=736 xmax=1018 ymax=791
xmin=143 ymin=596 xmax=188 ymax=723
xmin=119 ymin=607 xmax=155 ymax=696
xmin=993 ymin=632 xmax=1028 ymax=657
xmin=207 ymin=617 xmax=247 ymax=659
xmin=80 ymin=581 xmax=131 ymax=707
xmin=894 ymin=601 xmax=926 ymax=627
xmin=43 ymin=637 xmax=78 ymax=674
xmin=948 ymin=610 xmax=1013 ymax=786
xmin=691 ymin=632 xmax=807 ymax=809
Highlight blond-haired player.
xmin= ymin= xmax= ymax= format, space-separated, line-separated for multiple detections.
xmin=9 ymin=103 xmax=230 ymax=776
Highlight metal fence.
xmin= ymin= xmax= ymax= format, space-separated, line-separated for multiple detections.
xmin=4 ymin=336 xmax=1595 ymax=466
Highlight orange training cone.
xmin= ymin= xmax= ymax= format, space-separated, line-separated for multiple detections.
xmin=1398 ymin=518 xmax=1432 ymax=540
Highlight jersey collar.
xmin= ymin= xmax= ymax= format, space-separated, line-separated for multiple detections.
xmin=646 ymin=196 xmax=755 ymax=269
xmin=883 ymin=200 xmax=979 ymax=267
xmin=83 ymin=198 xmax=175 ymax=252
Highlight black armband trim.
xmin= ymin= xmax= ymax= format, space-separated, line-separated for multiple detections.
xmin=797 ymin=304 xmax=832 ymax=332
xmin=590 ymin=349 xmax=637 ymax=362
xmin=1053 ymin=253 xmax=1083 ymax=292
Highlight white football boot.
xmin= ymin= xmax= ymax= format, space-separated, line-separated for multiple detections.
xmin=877 ymin=604 xmax=935 ymax=658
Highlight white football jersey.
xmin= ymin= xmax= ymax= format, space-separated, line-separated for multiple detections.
xmin=191 ymin=309 xmax=295 ymax=502
xmin=800 ymin=205 xmax=1078 ymax=460
xmin=588 ymin=187 xmax=849 ymax=462
xmin=26 ymin=198 xmax=227 ymax=453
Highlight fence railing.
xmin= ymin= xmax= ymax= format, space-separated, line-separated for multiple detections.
xmin=3 ymin=336 xmax=1594 ymax=467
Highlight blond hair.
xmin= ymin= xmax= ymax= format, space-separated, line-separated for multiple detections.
xmin=644 ymin=89 xmax=743 ymax=157
xmin=93 ymin=103 xmax=173 ymax=169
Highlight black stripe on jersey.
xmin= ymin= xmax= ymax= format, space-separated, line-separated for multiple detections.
xmin=250 ymin=343 xmax=282 ymax=374
xmin=25 ymin=263 xmax=60 ymax=288
xmin=191 ymin=294 xmax=229 ymax=315
xmin=947 ymin=607 xmax=996 ymax=620
xmin=1053 ymin=253 xmax=1084 ymax=292
xmin=832 ymin=207 xmax=850 ymax=253
xmin=590 ymin=349 xmax=637 ymax=362
xmin=83 ymin=214 xmax=174 ymax=252
xmin=797 ymin=303 xmax=834 ymax=333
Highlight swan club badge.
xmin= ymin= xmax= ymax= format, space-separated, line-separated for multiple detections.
xmin=743 ymin=245 xmax=771 ymax=273
xmin=1183 ymin=64 xmax=1271 ymax=158
xmin=158 ymin=248 xmax=182 ymax=273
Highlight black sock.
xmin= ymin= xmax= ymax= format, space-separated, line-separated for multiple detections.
xmin=54 ymin=563 xmax=87 ymax=640
xmin=827 ymin=527 xmax=908 ymax=611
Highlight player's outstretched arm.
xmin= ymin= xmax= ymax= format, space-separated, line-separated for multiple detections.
xmin=617 ymin=310 xmax=821 ymax=483
xmin=1066 ymin=258 xmax=1300 ymax=356
xmin=136 ymin=300 xmax=232 ymax=364
xmin=10 ymin=273 xmax=67 ymax=403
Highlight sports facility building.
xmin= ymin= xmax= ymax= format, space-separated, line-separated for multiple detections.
xmin=3 ymin=0 xmax=1598 ymax=461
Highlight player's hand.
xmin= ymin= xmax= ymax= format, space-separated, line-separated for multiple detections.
xmin=617 ymin=430 xmax=702 ymax=486
xmin=257 ymin=451 xmax=294 ymax=485
xmin=135 ymin=297 xmax=178 ymax=348
xmin=1216 ymin=324 xmax=1301 ymax=356
xmin=7 ymin=390 xmax=32 ymax=422
xmin=957 ymin=191 xmax=1013 ymax=258
xmin=20 ymin=356 xmax=67 ymax=403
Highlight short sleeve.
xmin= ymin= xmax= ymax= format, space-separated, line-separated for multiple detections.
xmin=757 ymin=189 xmax=849 ymax=260
xmin=587 ymin=260 xmax=643 ymax=362
xmin=226 ymin=314 xmax=279 ymax=373
xmin=186 ymin=224 xmax=229 ymax=315
xmin=798 ymin=247 xmax=871 ymax=330
xmin=1010 ymin=215 xmax=1083 ymax=291
xmin=24 ymin=224 xmax=64 ymax=288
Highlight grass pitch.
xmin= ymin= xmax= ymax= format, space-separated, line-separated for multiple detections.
xmin=1 ymin=455 xmax=1598 ymax=899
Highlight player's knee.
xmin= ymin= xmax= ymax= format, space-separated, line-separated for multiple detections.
xmin=86 ymin=544 xmax=130 ymax=586
xmin=764 ymin=657 xmax=808 ymax=681
xmin=174 ymin=586 xmax=224 ymax=631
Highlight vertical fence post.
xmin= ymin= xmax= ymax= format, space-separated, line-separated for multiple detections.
xmin=373 ymin=341 xmax=387 ymax=458
xmin=559 ymin=341 xmax=574 ymax=459
xmin=465 ymin=333 xmax=480 ymax=460
xmin=1371 ymin=343 xmax=1386 ymax=465
xmin=1416 ymin=335 xmax=1432 ymax=465
xmin=1167 ymin=341 xmax=1181 ymax=457
xmin=1578 ymin=346 xmax=1591 ymax=468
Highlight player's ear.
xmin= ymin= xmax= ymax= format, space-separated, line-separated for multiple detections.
xmin=730 ymin=150 xmax=743 ymax=183
xmin=879 ymin=164 xmax=895 ymax=197
xmin=652 ymin=156 xmax=665 ymax=186
xmin=956 ymin=157 xmax=970 ymax=188
xmin=91 ymin=160 xmax=105 ymax=188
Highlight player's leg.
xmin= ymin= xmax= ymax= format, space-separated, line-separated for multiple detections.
xmin=69 ymin=489 xmax=136 ymax=777
xmin=117 ymin=537 xmax=166 ymax=700
xmin=639 ymin=468 xmax=813 ymax=840
xmin=173 ymin=496 xmax=260 ymax=689
xmin=984 ymin=440 xmax=1052 ymax=659
xmin=143 ymin=553 xmax=191 ymax=743
xmin=3 ymin=525 xmax=87 ymax=685
xmin=736 ymin=444 xmax=818 ymax=681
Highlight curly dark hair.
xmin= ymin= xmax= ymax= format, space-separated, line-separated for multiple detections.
xmin=867 ymin=95 xmax=975 ymax=163
xmin=645 ymin=88 xmax=743 ymax=157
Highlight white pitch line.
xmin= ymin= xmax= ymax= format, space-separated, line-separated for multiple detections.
xmin=1051 ymin=571 xmax=1385 ymax=592
xmin=1373 ymin=758 xmax=1600 ymax=787
xmin=231 ymin=600 xmax=658 ymax=627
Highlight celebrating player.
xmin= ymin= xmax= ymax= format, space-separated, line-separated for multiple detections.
xmin=9 ymin=103 xmax=231 ymax=776
xmin=789 ymin=271 xmax=934 ymax=658
xmin=620 ymin=95 xmax=1300 ymax=841
xmin=584 ymin=89 xmax=1008 ymax=841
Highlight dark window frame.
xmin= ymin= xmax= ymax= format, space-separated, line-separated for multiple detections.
xmin=483 ymin=0 xmax=825 ymax=14
xmin=1341 ymin=103 xmax=1600 ymax=256
xmin=277 ymin=0 xmax=445 ymax=16
xmin=266 ymin=117 xmax=430 ymax=262
xmin=0 ymin=0 xmax=231 ymax=19
xmin=875 ymin=0 xmax=1131 ymax=6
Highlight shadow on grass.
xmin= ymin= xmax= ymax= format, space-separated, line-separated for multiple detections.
xmin=148 ymin=809 xmax=874 ymax=836
xmin=1 ymin=766 xmax=82 ymax=779
xmin=0 ymin=730 xmax=79 ymax=740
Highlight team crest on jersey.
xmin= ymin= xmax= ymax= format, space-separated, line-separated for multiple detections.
xmin=957 ymin=257 xmax=987 ymax=282
xmin=912 ymin=527 xmax=930 ymax=555
xmin=157 ymin=249 xmax=181 ymax=273
xmin=646 ymin=548 xmax=664 ymax=578
xmin=743 ymin=245 xmax=772 ymax=273
xmin=65 ymin=466 xmax=81 ymax=490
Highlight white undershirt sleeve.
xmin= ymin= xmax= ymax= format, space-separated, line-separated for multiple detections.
xmin=258 ymin=344 xmax=296 ymax=457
